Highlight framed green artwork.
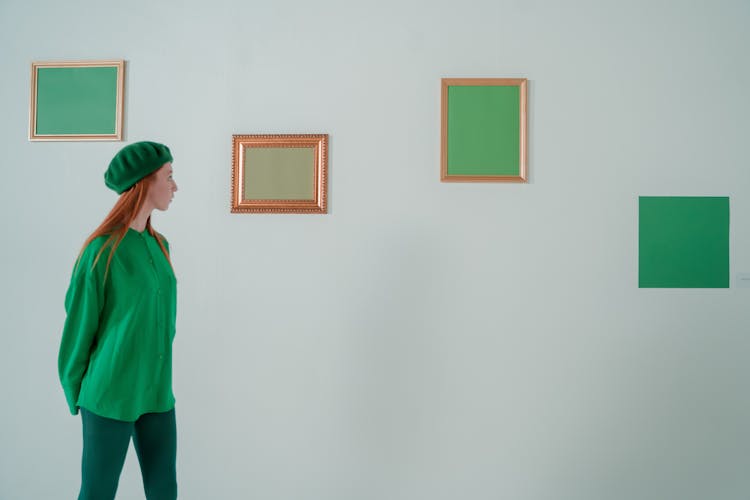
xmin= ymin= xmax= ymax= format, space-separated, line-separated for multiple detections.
xmin=29 ymin=60 xmax=125 ymax=141
xmin=441 ymin=78 xmax=528 ymax=182
xmin=231 ymin=134 xmax=328 ymax=214
xmin=639 ymin=196 xmax=730 ymax=288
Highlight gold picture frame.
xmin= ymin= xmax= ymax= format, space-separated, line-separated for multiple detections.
xmin=231 ymin=134 xmax=328 ymax=214
xmin=29 ymin=60 xmax=125 ymax=141
xmin=441 ymin=78 xmax=528 ymax=182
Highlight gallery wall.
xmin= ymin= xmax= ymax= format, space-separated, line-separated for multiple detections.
xmin=1 ymin=0 xmax=749 ymax=499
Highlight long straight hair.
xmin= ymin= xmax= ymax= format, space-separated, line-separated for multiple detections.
xmin=78 ymin=171 xmax=171 ymax=281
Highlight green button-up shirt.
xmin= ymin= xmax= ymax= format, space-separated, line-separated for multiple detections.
xmin=58 ymin=228 xmax=177 ymax=422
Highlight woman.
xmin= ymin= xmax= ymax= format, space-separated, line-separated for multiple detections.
xmin=58 ymin=141 xmax=179 ymax=500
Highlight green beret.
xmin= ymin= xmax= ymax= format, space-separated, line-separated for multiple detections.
xmin=105 ymin=141 xmax=173 ymax=194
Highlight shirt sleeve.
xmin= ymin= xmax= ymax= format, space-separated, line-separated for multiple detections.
xmin=58 ymin=241 xmax=107 ymax=415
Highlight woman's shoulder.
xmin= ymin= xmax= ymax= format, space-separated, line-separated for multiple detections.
xmin=81 ymin=235 xmax=111 ymax=255
xmin=151 ymin=230 xmax=170 ymax=251
xmin=75 ymin=235 xmax=115 ymax=272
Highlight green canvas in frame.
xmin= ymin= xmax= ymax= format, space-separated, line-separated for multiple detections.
xmin=639 ymin=196 xmax=729 ymax=288
xmin=441 ymin=78 xmax=527 ymax=182
xmin=29 ymin=60 xmax=125 ymax=141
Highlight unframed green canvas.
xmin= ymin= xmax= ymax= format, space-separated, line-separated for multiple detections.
xmin=639 ymin=196 xmax=729 ymax=288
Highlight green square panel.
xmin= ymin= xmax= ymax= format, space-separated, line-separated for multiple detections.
xmin=447 ymin=85 xmax=520 ymax=176
xmin=639 ymin=196 xmax=729 ymax=288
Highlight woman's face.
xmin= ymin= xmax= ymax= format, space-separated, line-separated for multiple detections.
xmin=147 ymin=162 xmax=178 ymax=211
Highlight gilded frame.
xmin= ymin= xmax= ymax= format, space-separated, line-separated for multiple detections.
xmin=29 ymin=60 xmax=126 ymax=141
xmin=441 ymin=78 xmax=528 ymax=182
xmin=231 ymin=134 xmax=328 ymax=214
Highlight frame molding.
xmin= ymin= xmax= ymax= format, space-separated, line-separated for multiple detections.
xmin=29 ymin=60 xmax=125 ymax=141
xmin=441 ymin=78 xmax=528 ymax=182
xmin=231 ymin=134 xmax=329 ymax=214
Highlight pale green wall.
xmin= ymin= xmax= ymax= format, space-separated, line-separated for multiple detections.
xmin=1 ymin=0 xmax=749 ymax=499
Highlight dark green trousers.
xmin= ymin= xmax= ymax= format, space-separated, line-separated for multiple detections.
xmin=78 ymin=408 xmax=177 ymax=500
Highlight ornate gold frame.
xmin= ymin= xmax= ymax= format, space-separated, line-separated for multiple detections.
xmin=441 ymin=78 xmax=528 ymax=182
xmin=231 ymin=134 xmax=328 ymax=214
xmin=29 ymin=60 xmax=125 ymax=141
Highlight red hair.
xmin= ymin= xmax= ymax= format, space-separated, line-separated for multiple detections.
xmin=78 ymin=171 xmax=171 ymax=281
